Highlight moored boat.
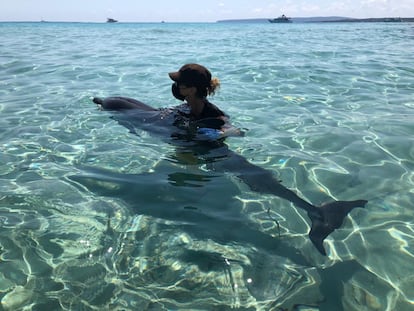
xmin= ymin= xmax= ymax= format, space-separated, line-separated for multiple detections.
xmin=269 ymin=14 xmax=292 ymax=23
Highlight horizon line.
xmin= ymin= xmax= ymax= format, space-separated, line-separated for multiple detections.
xmin=1 ymin=15 xmax=413 ymax=23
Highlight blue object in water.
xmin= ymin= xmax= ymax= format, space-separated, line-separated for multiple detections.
xmin=197 ymin=128 xmax=222 ymax=140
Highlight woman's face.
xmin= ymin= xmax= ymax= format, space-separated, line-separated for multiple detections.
xmin=172 ymin=82 xmax=198 ymax=101
xmin=177 ymin=83 xmax=196 ymax=98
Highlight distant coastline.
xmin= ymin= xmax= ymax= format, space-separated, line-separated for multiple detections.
xmin=217 ymin=16 xmax=414 ymax=23
xmin=1 ymin=16 xmax=414 ymax=24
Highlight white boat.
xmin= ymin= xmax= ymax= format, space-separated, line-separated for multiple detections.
xmin=268 ymin=15 xmax=292 ymax=23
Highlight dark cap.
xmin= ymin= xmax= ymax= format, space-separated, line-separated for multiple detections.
xmin=169 ymin=64 xmax=211 ymax=88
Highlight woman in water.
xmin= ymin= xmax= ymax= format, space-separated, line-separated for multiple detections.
xmin=93 ymin=63 xmax=241 ymax=140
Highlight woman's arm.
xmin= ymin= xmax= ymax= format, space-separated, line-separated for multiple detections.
xmin=220 ymin=116 xmax=245 ymax=138
xmin=195 ymin=116 xmax=244 ymax=141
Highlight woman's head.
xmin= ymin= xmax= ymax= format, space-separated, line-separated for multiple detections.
xmin=169 ymin=64 xmax=220 ymax=100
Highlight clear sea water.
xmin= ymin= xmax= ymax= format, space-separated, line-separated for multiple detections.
xmin=0 ymin=21 xmax=413 ymax=310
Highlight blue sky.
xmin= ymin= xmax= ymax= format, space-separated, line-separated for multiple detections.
xmin=1 ymin=0 xmax=413 ymax=22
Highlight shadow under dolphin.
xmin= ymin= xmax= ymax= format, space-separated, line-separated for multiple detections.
xmin=68 ymin=165 xmax=312 ymax=266
xmin=80 ymin=96 xmax=367 ymax=256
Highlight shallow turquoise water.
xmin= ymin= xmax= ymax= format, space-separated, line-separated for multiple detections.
xmin=1 ymin=21 xmax=414 ymax=310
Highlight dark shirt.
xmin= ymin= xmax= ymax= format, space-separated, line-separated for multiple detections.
xmin=173 ymin=101 xmax=226 ymax=120
xmin=172 ymin=101 xmax=227 ymax=129
xmin=196 ymin=101 xmax=226 ymax=120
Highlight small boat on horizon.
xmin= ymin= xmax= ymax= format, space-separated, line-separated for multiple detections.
xmin=268 ymin=14 xmax=292 ymax=23
xmin=106 ymin=18 xmax=118 ymax=23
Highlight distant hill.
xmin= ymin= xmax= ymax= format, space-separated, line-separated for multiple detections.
xmin=217 ymin=16 xmax=414 ymax=23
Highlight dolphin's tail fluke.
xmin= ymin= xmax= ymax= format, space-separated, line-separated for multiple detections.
xmin=308 ymin=200 xmax=367 ymax=255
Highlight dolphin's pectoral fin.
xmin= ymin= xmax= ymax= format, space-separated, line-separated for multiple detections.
xmin=308 ymin=200 xmax=368 ymax=256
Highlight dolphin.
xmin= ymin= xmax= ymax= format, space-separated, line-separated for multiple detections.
xmin=87 ymin=96 xmax=367 ymax=256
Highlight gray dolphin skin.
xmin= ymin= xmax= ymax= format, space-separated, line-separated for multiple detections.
xmin=89 ymin=96 xmax=367 ymax=256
